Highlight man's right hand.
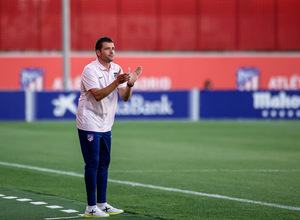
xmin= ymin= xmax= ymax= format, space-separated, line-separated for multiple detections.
xmin=115 ymin=69 xmax=130 ymax=86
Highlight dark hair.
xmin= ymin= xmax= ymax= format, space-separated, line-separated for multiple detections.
xmin=95 ymin=36 xmax=113 ymax=51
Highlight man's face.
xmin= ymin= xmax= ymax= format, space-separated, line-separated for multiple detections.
xmin=98 ymin=42 xmax=115 ymax=63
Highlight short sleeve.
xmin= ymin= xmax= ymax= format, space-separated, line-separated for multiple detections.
xmin=81 ymin=67 xmax=100 ymax=91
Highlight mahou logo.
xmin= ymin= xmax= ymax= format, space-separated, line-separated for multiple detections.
xmin=253 ymin=91 xmax=300 ymax=118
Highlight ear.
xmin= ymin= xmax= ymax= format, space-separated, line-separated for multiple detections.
xmin=96 ymin=49 xmax=101 ymax=57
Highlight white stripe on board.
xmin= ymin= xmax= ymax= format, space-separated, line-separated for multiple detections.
xmin=1 ymin=161 xmax=299 ymax=211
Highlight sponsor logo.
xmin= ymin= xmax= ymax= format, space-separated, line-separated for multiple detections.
xmin=50 ymin=76 xmax=171 ymax=91
xmin=116 ymin=94 xmax=174 ymax=116
xmin=237 ymin=67 xmax=260 ymax=91
xmin=268 ymin=74 xmax=300 ymax=90
xmin=51 ymin=93 xmax=78 ymax=117
xmin=52 ymin=76 xmax=81 ymax=90
xmin=134 ymin=77 xmax=171 ymax=91
xmin=253 ymin=91 xmax=300 ymax=118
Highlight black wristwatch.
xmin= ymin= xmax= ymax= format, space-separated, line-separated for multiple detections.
xmin=127 ymin=83 xmax=134 ymax=87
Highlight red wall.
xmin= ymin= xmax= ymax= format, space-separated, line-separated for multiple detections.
xmin=0 ymin=0 xmax=300 ymax=51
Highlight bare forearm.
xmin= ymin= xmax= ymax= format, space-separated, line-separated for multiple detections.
xmin=118 ymin=85 xmax=132 ymax=102
xmin=90 ymin=81 xmax=118 ymax=101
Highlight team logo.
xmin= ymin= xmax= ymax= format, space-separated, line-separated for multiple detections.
xmin=237 ymin=67 xmax=260 ymax=91
xmin=114 ymin=72 xmax=118 ymax=79
xmin=20 ymin=68 xmax=44 ymax=91
xmin=87 ymin=134 xmax=94 ymax=142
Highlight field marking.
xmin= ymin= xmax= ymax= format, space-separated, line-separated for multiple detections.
xmin=0 ymin=192 xmax=81 ymax=220
xmin=17 ymin=198 xmax=32 ymax=202
xmin=3 ymin=196 xmax=18 ymax=199
xmin=45 ymin=214 xmax=83 ymax=220
xmin=46 ymin=205 xmax=64 ymax=209
xmin=31 ymin=201 xmax=48 ymax=205
xmin=1 ymin=161 xmax=299 ymax=212
xmin=61 ymin=209 xmax=79 ymax=213
xmin=109 ymin=169 xmax=300 ymax=173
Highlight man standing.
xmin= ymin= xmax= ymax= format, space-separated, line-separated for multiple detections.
xmin=76 ymin=36 xmax=142 ymax=218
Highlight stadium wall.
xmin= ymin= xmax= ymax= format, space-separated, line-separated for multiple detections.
xmin=0 ymin=0 xmax=300 ymax=51
xmin=1 ymin=90 xmax=300 ymax=121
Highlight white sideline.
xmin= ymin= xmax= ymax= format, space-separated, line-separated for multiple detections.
xmin=1 ymin=161 xmax=299 ymax=211
xmin=109 ymin=169 xmax=300 ymax=173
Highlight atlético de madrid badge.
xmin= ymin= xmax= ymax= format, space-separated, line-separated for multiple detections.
xmin=87 ymin=134 xmax=94 ymax=142
xmin=114 ymin=72 xmax=118 ymax=79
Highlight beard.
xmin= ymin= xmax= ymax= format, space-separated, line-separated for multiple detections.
xmin=103 ymin=53 xmax=114 ymax=63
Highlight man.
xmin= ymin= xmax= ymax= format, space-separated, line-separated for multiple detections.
xmin=76 ymin=36 xmax=142 ymax=218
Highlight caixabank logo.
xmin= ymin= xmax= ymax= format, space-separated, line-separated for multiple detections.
xmin=253 ymin=91 xmax=300 ymax=119
xmin=116 ymin=94 xmax=174 ymax=116
xmin=115 ymin=91 xmax=190 ymax=119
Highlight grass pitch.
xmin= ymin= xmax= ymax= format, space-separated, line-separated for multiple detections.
xmin=0 ymin=121 xmax=300 ymax=219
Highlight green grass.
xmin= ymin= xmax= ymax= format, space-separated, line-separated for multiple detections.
xmin=0 ymin=187 xmax=155 ymax=220
xmin=0 ymin=121 xmax=300 ymax=219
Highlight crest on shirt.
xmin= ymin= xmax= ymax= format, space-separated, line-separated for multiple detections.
xmin=114 ymin=72 xmax=118 ymax=79
xmin=87 ymin=134 xmax=94 ymax=142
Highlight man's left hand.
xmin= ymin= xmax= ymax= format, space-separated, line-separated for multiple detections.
xmin=128 ymin=66 xmax=142 ymax=85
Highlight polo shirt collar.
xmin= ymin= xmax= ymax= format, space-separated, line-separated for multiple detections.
xmin=96 ymin=58 xmax=111 ymax=71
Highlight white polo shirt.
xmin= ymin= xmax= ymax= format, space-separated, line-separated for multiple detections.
xmin=76 ymin=59 xmax=126 ymax=132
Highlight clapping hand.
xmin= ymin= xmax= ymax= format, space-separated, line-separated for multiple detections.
xmin=128 ymin=66 xmax=142 ymax=85
xmin=115 ymin=69 xmax=130 ymax=85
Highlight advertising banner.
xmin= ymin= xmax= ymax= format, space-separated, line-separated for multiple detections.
xmin=35 ymin=92 xmax=79 ymax=120
xmin=1 ymin=90 xmax=300 ymax=121
xmin=33 ymin=91 xmax=191 ymax=120
xmin=0 ymin=54 xmax=300 ymax=91
xmin=116 ymin=91 xmax=190 ymax=120
xmin=0 ymin=91 xmax=25 ymax=120
xmin=200 ymin=91 xmax=300 ymax=119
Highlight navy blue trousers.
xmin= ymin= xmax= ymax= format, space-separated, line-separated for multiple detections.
xmin=78 ymin=129 xmax=111 ymax=206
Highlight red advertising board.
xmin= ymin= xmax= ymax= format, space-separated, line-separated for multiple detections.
xmin=0 ymin=53 xmax=299 ymax=91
